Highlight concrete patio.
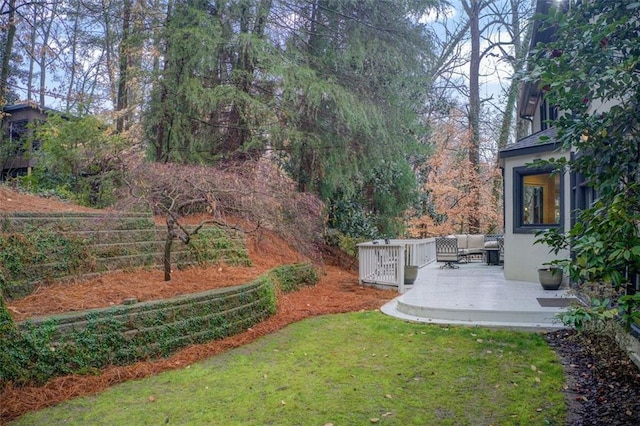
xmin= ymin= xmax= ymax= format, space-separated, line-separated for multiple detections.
xmin=381 ymin=261 xmax=573 ymax=331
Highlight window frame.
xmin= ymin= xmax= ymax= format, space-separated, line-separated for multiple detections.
xmin=513 ymin=165 xmax=564 ymax=234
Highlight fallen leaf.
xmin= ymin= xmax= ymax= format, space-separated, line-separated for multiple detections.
xmin=535 ymin=377 xmax=541 ymax=383
xmin=148 ymin=395 xmax=156 ymax=402
xmin=370 ymin=418 xmax=380 ymax=423
xmin=281 ymin=400 xmax=286 ymax=406
xmin=385 ymin=394 xmax=393 ymax=399
xmin=530 ymin=365 xmax=537 ymax=371
xmin=383 ymin=412 xmax=393 ymax=417
xmin=536 ymin=408 xmax=543 ymax=412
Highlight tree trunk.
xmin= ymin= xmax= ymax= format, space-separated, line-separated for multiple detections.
xmin=116 ymin=0 xmax=131 ymax=133
xmin=27 ymin=6 xmax=37 ymax=102
xmin=101 ymin=0 xmax=118 ymax=108
xmin=164 ymin=232 xmax=173 ymax=281
xmin=464 ymin=0 xmax=482 ymax=233
xmin=497 ymin=0 xmax=534 ymax=149
xmin=38 ymin=0 xmax=59 ymax=108
xmin=164 ymin=217 xmax=176 ymax=281
xmin=66 ymin=7 xmax=80 ymax=112
xmin=153 ymin=0 xmax=173 ymax=162
xmin=0 ymin=0 xmax=17 ymax=108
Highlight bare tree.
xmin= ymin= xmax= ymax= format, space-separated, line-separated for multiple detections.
xmin=120 ymin=158 xmax=324 ymax=281
xmin=429 ymin=0 xmax=536 ymax=232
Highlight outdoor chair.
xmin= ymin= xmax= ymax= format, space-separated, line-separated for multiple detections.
xmin=435 ymin=237 xmax=460 ymax=268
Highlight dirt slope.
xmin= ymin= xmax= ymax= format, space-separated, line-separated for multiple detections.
xmin=0 ymin=187 xmax=99 ymax=213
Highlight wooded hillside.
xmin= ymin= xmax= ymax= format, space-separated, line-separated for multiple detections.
xmin=0 ymin=1 xmax=534 ymax=240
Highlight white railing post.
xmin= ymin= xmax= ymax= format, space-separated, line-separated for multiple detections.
xmin=398 ymin=244 xmax=406 ymax=293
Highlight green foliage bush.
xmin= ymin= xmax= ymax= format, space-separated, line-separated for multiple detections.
xmin=324 ymin=229 xmax=366 ymax=258
xmin=327 ymin=197 xmax=379 ymax=240
xmin=269 ymin=263 xmax=318 ymax=293
xmin=557 ymin=298 xmax=618 ymax=332
xmin=186 ymin=227 xmax=251 ymax=266
xmin=29 ymin=115 xmax=127 ymax=208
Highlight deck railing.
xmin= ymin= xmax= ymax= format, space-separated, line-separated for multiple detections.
xmin=357 ymin=238 xmax=436 ymax=293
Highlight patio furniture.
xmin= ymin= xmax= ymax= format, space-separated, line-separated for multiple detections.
xmin=483 ymin=235 xmax=504 ymax=265
xmin=436 ymin=234 xmax=505 ymax=268
xmin=482 ymin=247 xmax=501 ymax=265
xmin=435 ymin=237 xmax=460 ymax=268
xmin=456 ymin=234 xmax=486 ymax=261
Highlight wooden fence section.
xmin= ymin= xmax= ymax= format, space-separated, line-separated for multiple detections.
xmin=357 ymin=238 xmax=435 ymax=293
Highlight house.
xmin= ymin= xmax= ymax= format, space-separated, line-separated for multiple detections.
xmin=500 ymin=0 xmax=638 ymax=295
xmin=498 ymin=0 xmax=573 ymax=283
xmin=0 ymin=103 xmax=52 ymax=180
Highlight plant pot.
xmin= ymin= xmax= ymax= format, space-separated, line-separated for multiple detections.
xmin=404 ymin=265 xmax=419 ymax=285
xmin=537 ymin=267 xmax=563 ymax=290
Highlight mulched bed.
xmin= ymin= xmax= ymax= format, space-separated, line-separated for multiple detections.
xmin=545 ymin=329 xmax=640 ymax=425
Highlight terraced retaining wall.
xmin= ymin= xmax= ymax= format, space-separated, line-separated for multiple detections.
xmin=0 ymin=212 xmax=249 ymax=300
xmin=0 ymin=263 xmax=318 ymax=387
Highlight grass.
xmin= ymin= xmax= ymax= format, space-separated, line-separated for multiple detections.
xmin=11 ymin=312 xmax=566 ymax=425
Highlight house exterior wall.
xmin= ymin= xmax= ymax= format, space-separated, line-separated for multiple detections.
xmin=1 ymin=104 xmax=48 ymax=179
xmin=503 ymin=149 xmax=571 ymax=283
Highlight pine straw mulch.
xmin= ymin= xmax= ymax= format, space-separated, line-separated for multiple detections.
xmin=1 ymin=229 xmax=396 ymax=423
xmin=0 ymin=187 xmax=101 ymax=213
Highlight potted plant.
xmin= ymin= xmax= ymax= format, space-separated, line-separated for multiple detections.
xmin=537 ymin=265 xmax=563 ymax=290
xmin=404 ymin=265 xmax=419 ymax=284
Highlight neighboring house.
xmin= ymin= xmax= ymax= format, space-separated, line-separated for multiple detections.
xmin=0 ymin=103 xmax=51 ymax=180
xmin=498 ymin=0 xmax=573 ymax=283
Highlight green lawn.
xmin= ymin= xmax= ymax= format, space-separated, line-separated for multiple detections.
xmin=12 ymin=312 xmax=566 ymax=425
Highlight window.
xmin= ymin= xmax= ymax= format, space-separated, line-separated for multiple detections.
xmin=539 ymin=98 xmax=558 ymax=131
xmin=513 ymin=166 xmax=563 ymax=233
xmin=571 ymin=165 xmax=598 ymax=228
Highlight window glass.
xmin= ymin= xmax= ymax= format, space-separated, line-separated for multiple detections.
xmin=522 ymin=173 xmax=560 ymax=225
xmin=514 ymin=166 xmax=563 ymax=233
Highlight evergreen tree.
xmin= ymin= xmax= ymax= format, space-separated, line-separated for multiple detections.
xmin=146 ymin=0 xmax=275 ymax=163
xmin=273 ymin=0 xmax=440 ymax=236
